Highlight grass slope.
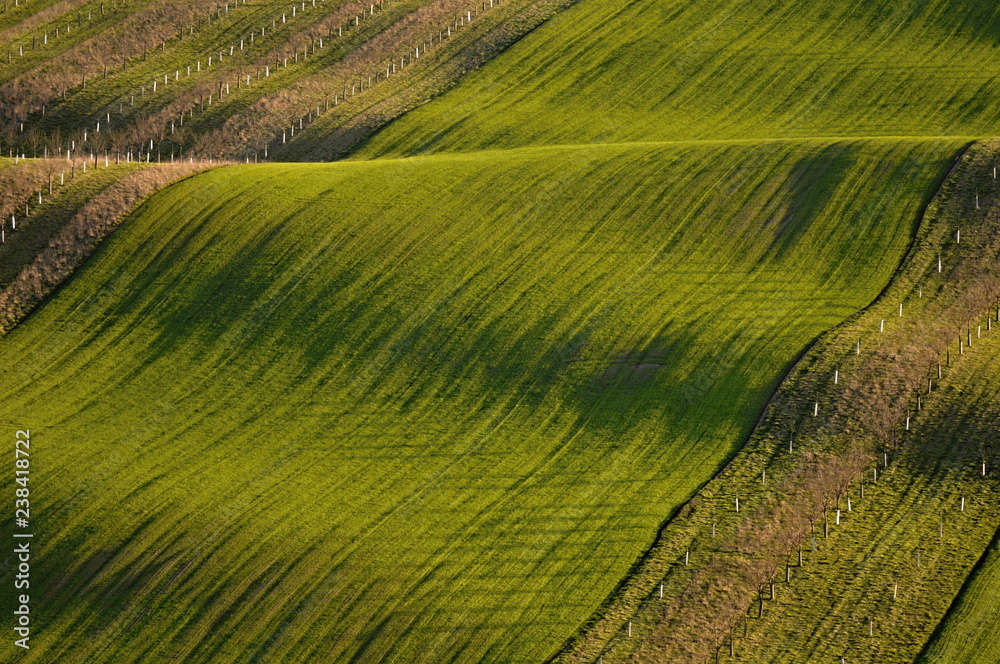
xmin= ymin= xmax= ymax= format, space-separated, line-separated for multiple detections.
xmin=356 ymin=0 xmax=1000 ymax=158
xmin=0 ymin=138 xmax=959 ymax=663
xmin=557 ymin=138 xmax=1000 ymax=664
xmin=920 ymin=529 xmax=1000 ymax=664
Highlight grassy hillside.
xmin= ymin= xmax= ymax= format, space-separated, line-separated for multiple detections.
xmin=0 ymin=138 xmax=960 ymax=663
xmin=5 ymin=0 xmax=1000 ymax=662
xmin=554 ymin=139 xmax=1000 ymax=664
xmin=356 ymin=0 xmax=1000 ymax=158
xmin=726 ymin=141 xmax=1000 ymax=664
xmin=920 ymin=529 xmax=1000 ymax=664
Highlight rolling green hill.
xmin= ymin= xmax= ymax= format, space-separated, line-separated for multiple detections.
xmin=920 ymin=530 xmax=1000 ymax=664
xmin=0 ymin=138 xmax=961 ymax=663
xmin=550 ymin=137 xmax=1000 ymax=664
xmin=355 ymin=0 xmax=1000 ymax=158
xmin=5 ymin=0 xmax=1000 ymax=662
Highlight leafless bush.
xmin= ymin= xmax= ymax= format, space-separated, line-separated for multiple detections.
xmin=194 ymin=0 xmax=492 ymax=156
xmin=630 ymin=442 xmax=871 ymax=663
xmin=0 ymin=0 xmax=90 ymax=44
xmin=0 ymin=161 xmax=211 ymax=333
xmin=0 ymin=160 xmax=55 ymax=221
xmin=1 ymin=0 xmax=219 ymax=128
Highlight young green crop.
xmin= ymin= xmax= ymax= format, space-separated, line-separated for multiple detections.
xmin=556 ymin=138 xmax=1000 ymax=664
xmin=356 ymin=0 xmax=1000 ymax=158
xmin=0 ymin=138 xmax=960 ymax=663
xmin=6 ymin=0 xmax=1000 ymax=661
xmin=920 ymin=533 xmax=1000 ymax=664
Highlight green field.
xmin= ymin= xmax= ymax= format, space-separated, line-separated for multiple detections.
xmin=356 ymin=0 xmax=1000 ymax=158
xmin=5 ymin=0 xmax=1000 ymax=661
xmin=0 ymin=138 xmax=961 ymax=663
xmin=921 ymin=531 xmax=1000 ymax=664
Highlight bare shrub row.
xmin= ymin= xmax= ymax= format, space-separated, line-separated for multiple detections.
xmin=0 ymin=160 xmax=210 ymax=333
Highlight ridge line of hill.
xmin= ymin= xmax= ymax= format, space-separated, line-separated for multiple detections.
xmin=347 ymin=135 xmax=983 ymax=161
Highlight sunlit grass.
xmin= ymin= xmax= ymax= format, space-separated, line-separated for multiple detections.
xmin=0 ymin=138 xmax=961 ymax=663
